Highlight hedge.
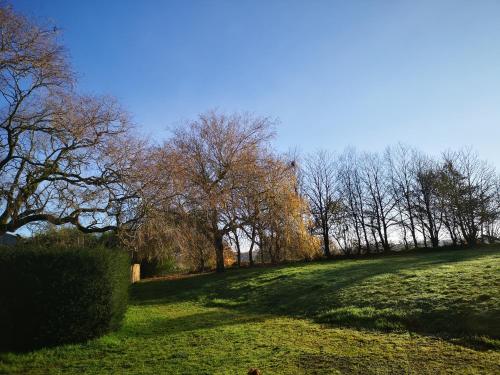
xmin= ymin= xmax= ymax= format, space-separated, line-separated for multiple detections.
xmin=0 ymin=246 xmax=130 ymax=352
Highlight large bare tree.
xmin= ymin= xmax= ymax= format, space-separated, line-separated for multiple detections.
xmin=0 ymin=5 xmax=137 ymax=235
xmin=165 ymin=111 xmax=274 ymax=272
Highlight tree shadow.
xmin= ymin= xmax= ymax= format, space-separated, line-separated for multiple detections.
xmin=131 ymin=248 xmax=500 ymax=349
xmin=119 ymin=310 xmax=266 ymax=338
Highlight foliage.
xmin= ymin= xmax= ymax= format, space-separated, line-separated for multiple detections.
xmin=21 ymin=226 xmax=119 ymax=249
xmin=0 ymin=247 xmax=499 ymax=374
xmin=120 ymin=214 xmax=182 ymax=266
xmin=0 ymin=246 xmax=130 ymax=351
xmin=139 ymin=258 xmax=178 ymax=278
xmin=259 ymin=175 xmax=322 ymax=262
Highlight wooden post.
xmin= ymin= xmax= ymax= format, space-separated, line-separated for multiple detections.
xmin=130 ymin=263 xmax=140 ymax=283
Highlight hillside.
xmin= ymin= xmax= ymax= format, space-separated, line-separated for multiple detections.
xmin=1 ymin=247 xmax=499 ymax=374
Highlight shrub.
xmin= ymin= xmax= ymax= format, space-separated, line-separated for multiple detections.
xmin=0 ymin=246 xmax=130 ymax=352
xmin=22 ymin=225 xmax=120 ymax=249
xmin=140 ymin=257 xmax=177 ymax=278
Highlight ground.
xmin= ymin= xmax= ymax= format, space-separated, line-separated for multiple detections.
xmin=1 ymin=247 xmax=499 ymax=374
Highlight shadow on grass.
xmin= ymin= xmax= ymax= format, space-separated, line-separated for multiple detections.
xmin=316 ymin=305 xmax=500 ymax=350
xmin=120 ymin=310 xmax=266 ymax=338
xmin=131 ymin=248 xmax=500 ymax=349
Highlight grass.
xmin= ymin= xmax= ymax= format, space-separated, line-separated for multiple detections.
xmin=1 ymin=247 xmax=499 ymax=374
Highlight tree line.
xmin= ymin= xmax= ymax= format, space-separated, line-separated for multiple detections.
xmin=302 ymin=146 xmax=500 ymax=257
xmin=2 ymin=5 xmax=500 ymax=273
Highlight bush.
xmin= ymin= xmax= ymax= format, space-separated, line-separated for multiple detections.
xmin=140 ymin=257 xmax=178 ymax=278
xmin=0 ymin=246 xmax=130 ymax=352
xmin=22 ymin=226 xmax=120 ymax=249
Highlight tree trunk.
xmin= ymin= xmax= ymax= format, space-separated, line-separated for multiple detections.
xmin=406 ymin=195 xmax=418 ymax=249
xmin=248 ymin=226 xmax=256 ymax=266
xmin=214 ymin=231 xmax=225 ymax=272
xmin=431 ymin=236 xmax=439 ymax=248
xmin=323 ymin=222 xmax=331 ymax=257
xmin=233 ymin=230 xmax=241 ymax=267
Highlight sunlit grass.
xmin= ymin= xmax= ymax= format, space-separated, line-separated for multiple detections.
xmin=1 ymin=247 xmax=499 ymax=374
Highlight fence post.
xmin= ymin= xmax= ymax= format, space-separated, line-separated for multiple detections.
xmin=130 ymin=263 xmax=140 ymax=283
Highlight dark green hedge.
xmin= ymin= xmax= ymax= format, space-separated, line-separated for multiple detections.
xmin=0 ymin=246 xmax=130 ymax=352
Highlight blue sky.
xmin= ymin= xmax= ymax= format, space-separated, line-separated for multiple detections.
xmin=14 ymin=0 xmax=500 ymax=166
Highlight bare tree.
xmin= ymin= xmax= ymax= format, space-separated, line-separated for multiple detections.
xmin=411 ymin=153 xmax=442 ymax=248
xmin=438 ymin=149 xmax=499 ymax=246
xmin=336 ymin=149 xmax=372 ymax=253
xmin=302 ymin=150 xmax=338 ymax=256
xmin=166 ymin=111 xmax=274 ymax=272
xmin=360 ymin=153 xmax=397 ymax=252
xmin=386 ymin=144 xmax=420 ymax=248
xmin=0 ymin=5 xmax=137 ymax=236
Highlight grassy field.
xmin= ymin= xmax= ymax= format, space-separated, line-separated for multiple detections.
xmin=1 ymin=247 xmax=499 ymax=374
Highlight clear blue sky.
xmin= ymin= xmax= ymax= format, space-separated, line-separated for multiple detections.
xmin=14 ymin=0 xmax=500 ymax=166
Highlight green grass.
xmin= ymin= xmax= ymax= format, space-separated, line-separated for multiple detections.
xmin=1 ymin=247 xmax=500 ymax=374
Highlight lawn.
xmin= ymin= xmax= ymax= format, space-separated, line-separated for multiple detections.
xmin=1 ymin=247 xmax=499 ymax=374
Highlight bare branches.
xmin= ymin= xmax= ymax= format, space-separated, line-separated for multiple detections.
xmin=302 ymin=150 xmax=337 ymax=256
xmin=149 ymin=111 xmax=278 ymax=271
xmin=0 ymin=5 xmax=139 ymax=236
xmin=301 ymin=145 xmax=500 ymax=255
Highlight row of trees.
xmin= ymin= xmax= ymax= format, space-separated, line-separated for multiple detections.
xmin=1 ymin=5 xmax=319 ymax=272
xmin=3 ymin=5 xmax=500 ymax=273
xmin=130 ymin=134 xmax=500 ymax=272
xmin=303 ymin=146 xmax=500 ymax=256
